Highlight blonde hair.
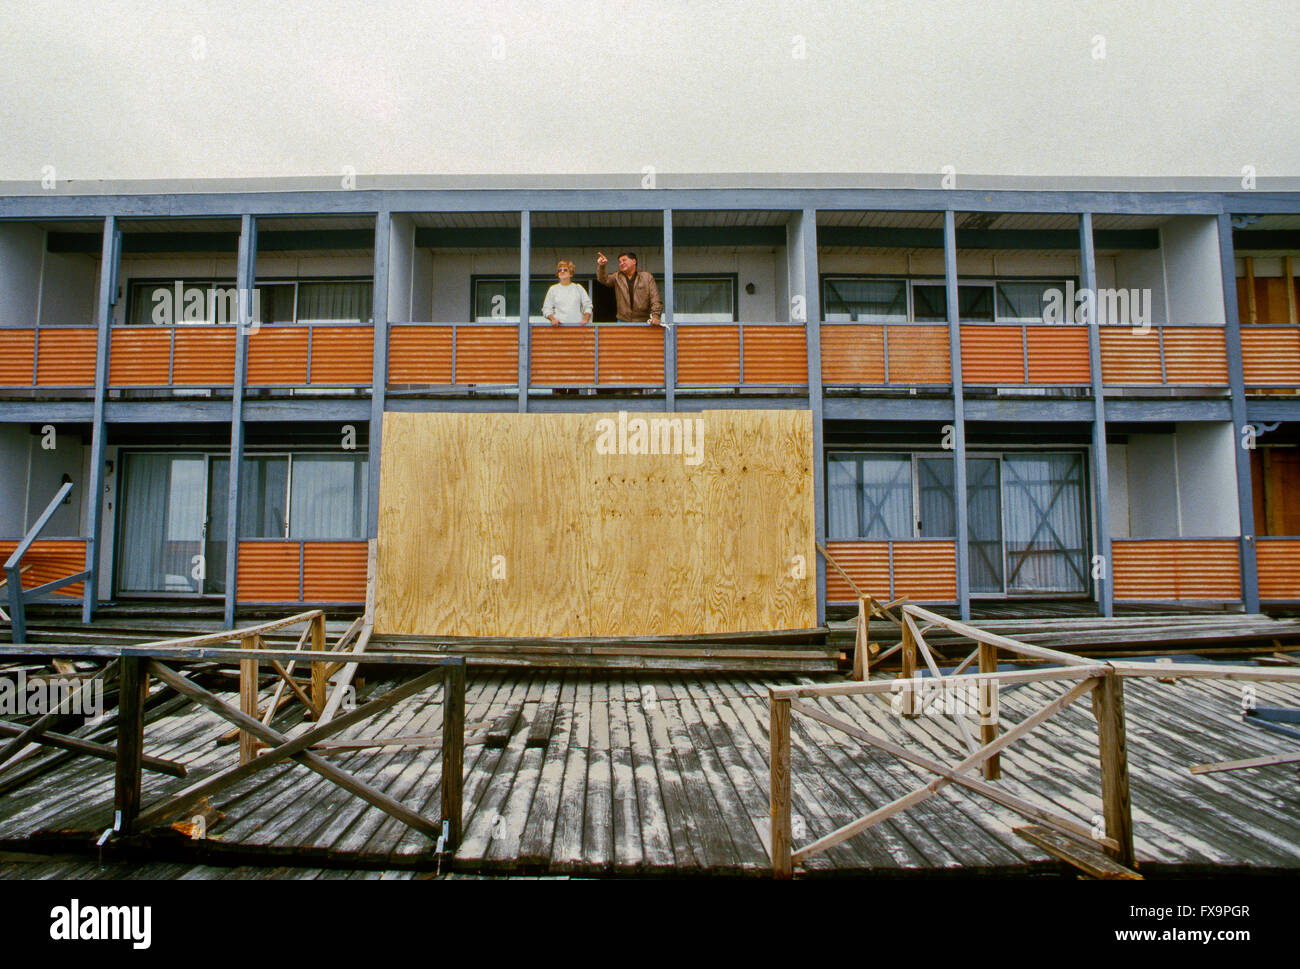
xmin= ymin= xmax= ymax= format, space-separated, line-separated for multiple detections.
xmin=556 ymin=260 xmax=576 ymax=274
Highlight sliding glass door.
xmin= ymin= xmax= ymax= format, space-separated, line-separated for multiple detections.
xmin=116 ymin=453 xmax=209 ymax=595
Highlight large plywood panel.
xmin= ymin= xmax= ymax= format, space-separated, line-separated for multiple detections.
xmin=375 ymin=410 xmax=815 ymax=637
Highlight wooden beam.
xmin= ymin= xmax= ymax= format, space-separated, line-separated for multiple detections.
xmin=146 ymin=661 xmax=441 ymax=839
xmin=1245 ymin=256 xmax=1257 ymax=324
xmin=239 ymin=634 xmax=259 ymax=765
xmin=899 ymin=613 xmax=917 ymax=717
xmin=1287 ymin=255 xmax=1298 ymax=327
xmin=1015 ymin=825 xmax=1142 ymax=880
xmin=112 ymin=657 xmax=149 ymax=833
xmin=0 ymin=719 xmax=185 ymax=777
xmin=441 ymin=660 xmax=466 ymax=849
xmin=770 ymin=664 xmax=1108 ymax=700
xmin=1092 ymin=673 xmax=1136 ymax=869
xmin=978 ymin=643 xmax=1000 ymax=780
xmin=0 ymin=660 xmax=118 ymax=767
xmin=851 ymin=596 xmax=869 ymax=681
xmin=1190 ymin=749 xmax=1300 ymax=775
xmin=769 ymin=693 xmax=793 ymax=879
xmin=526 ymin=702 xmax=556 ymax=748
xmin=485 ymin=705 xmax=521 ymax=749
xmin=136 ymin=665 xmax=447 ymax=828
xmin=317 ymin=624 xmax=372 ymax=725
xmin=310 ymin=613 xmax=327 ymax=717
xmin=904 ymin=604 xmax=1097 ymax=667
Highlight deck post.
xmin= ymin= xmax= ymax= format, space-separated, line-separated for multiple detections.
xmin=769 ymin=691 xmax=793 ymax=878
xmin=239 ymin=633 xmax=259 ymax=765
xmin=851 ymin=595 xmax=869 ymax=681
xmin=441 ymin=658 xmax=466 ymax=849
xmin=367 ymin=208 xmax=392 ymax=540
xmin=1080 ymin=213 xmax=1114 ymax=618
xmin=310 ymin=612 xmax=327 ymax=717
xmin=1092 ymin=671 xmax=1135 ymax=868
xmin=223 ymin=214 xmax=257 ymax=627
xmin=517 ymin=210 xmax=530 ymax=413
xmin=900 ymin=612 xmax=918 ymax=717
xmin=112 ymin=655 xmax=148 ymax=834
xmin=978 ymin=642 xmax=1001 ymax=779
xmin=663 ymin=208 xmax=675 ymax=410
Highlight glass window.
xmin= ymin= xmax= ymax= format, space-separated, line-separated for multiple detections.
xmin=126 ymin=279 xmax=237 ymax=325
xmin=474 ymin=278 xmax=563 ymax=323
xmin=290 ymin=454 xmax=368 ymax=539
xmin=674 ymin=277 xmax=734 ymax=322
xmin=296 ymin=281 xmax=373 ymax=323
xmin=822 ymin=278 xmax=907 ymax=322
xmin=254 ymin=282 xmax=296 ymax=324
xmin=997 ymin=281 xmax=1067 ymax=321
xmin=827 ymin=453 xmax=913 ymax=539
xmin=916 ymin=456 xmax=956 ymax=538
xmin=911 ymin=283 xmax=995 ymax=322
xmin=1002 ymin=453 xmax=1088 ymax=593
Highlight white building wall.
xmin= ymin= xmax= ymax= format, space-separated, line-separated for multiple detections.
xmin=0 ymin=223 xmax=44 ymax=324
xmin=39 ymin=249 xmax=99 ymax=325
xmin=1122 ymin=433 xmax=1181 ymax=537
xmin=1173 ymin=422 xmax=1239 ymax=536
xmin=1106 ymin=443 xmax=1130 ymax=539
xmin=0 ymin=425 xmax=31 ymax=537
xmin=387 ymin=214 xmax=414 ymax=323
xmin=25 ymin=430 xmax=89 ymax=536
xmin=1161 ymin=216 xmax=1226 ymax=324
xmin=1108 ymin=246 xmax=1168 ymax=325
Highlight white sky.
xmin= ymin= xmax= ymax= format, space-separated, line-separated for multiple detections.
xmin=1 ymin=0 xmax=1297 ymax=183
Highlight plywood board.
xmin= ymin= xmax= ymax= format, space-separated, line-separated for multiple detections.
xmin=374 ymin=410 xmax=815 ymax=637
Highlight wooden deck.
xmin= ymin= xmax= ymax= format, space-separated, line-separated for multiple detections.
xmin=0 ymin=668 xmax=1297 ymax=877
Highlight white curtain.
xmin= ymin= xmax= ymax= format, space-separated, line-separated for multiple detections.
xmin=296 ymin=282 xmax=373 ymax=323
xmin=118 ymin=454 xmax=204 ymax=593
xmin=1002 ymin=453 xmax=1088 ymax=593
xmin=289 ymin=455 xmax=367 ymax=539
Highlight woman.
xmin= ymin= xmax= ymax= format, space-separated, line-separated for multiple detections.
xmin=541 ymin=260 xmax=593 ymax=325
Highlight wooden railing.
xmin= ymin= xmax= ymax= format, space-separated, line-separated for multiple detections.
xmin=3 ymin=482 xmax=90 ymax=644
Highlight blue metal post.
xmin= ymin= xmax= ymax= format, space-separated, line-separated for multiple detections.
xmin=223 ymin=214 xmax=256 ymax=627
xmin=944 ymin=210 xmax=971 ymax=620
xmin=663 ymin=209 xmax=675 ymax=410
xmin=1081 ymin=212 xmax=1114 ymax=617
xmin=82 ymin=215 xmax=119 ymax=622
xmin=368 ymin=209 xmax=392 ymax=538
xmin=518 ymin=211 xmax=530 ymax=413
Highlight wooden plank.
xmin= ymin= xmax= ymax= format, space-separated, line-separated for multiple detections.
xmin=1015 ymin=825 xmax=1142 ymax=880
xmin=442 ymin=661 xmax=466 ymax=847
xmin=1092 ymin=673 xmax=1136 ymax=868
xmin=978 ymin=642 xmax=1000 ymax=779
xmin=581 ymin=674 xmax=615 ymax=870
xmin=239 ymin=634 xmax=259 ymax=765
xmin=1190 ymin=749 xmax=1300 ymax=774
xmin=605 ymin=676 xmax=646 ymax=871
xmin=0 ymin=660 xmax=118 ymax=768
xmin=518 ymin=672 xmax=574 ymax=867
xmin=525 ymin=702 xmax=556 ymax=748
xmin=619 ymin=675 xmax=676 ymax=870
xmin=769 ymin=694 xmax=792 ymax=877
xmin=485 ymin=705 xmax=521 ymax=749
xmin=549 ymin=671 xmax=591 ymax=871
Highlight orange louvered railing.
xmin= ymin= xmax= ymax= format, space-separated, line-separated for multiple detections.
xmin=1100 ymin=326 xmax=1229 ymax=387
xmin=1257 ymin=538 xmax=1300 ymax=602
xmin=236 ymin=540 xmax=368 ymax=604
xmin=824 ymin=539 xmax=958 ymax=603
xmin=676 ymin=323 xmax=807 ymax=386
xmin=0 ymin=324 xmax=98 ymax=388
xmin=819 ymin=323 xmax=951 ymax=386
xmin=387 ymin=323 xmax=518 ymax=386
xmin=1111 ymin=538 xmax=1241 ymax=601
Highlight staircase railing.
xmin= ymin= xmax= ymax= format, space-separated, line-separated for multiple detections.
xmin=3 ymin=481 xmax=90 ymax=645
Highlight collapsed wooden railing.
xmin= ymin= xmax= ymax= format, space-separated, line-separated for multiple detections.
xmin=4 ymin=614 xmax=468 ymax=853
xmin=4 ymin=481 xmax=91 ymax=644
xmin=768 ymin=602 xmax=1300 ymax=879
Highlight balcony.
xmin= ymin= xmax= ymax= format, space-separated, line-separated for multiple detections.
xmin=0 ymin=323 xmax=98 ymax=390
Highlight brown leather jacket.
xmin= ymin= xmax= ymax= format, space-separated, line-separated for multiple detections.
xmin=596 ymin=264 xmax=664 ymax=322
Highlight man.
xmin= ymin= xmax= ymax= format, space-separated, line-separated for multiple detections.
xmin=595 ymin=251 xmax=663 ymax=326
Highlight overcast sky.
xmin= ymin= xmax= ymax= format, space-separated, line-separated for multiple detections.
xmin=1 ymin=0 xmax=1296 ymax=184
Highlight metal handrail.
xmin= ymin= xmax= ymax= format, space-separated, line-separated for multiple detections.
xmin=4 ymin=481 xmax=90 ymax=645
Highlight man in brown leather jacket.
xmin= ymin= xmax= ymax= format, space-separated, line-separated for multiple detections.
xmin=595 ymin=251 xmax=664 ymax=326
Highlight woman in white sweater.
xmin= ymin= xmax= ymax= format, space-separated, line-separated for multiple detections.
xmin=542 ymin=260 xmax=593 ymax=325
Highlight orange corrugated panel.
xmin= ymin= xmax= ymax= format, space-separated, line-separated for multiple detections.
xmin=172 ymin=327 xmax=235 ymax=385
xmin=531 ymin=326 xmax=595 ymax=385
xmin=1163 ymin=328 xmax=1229 ymax=385
xmin=388 ymin=326 xmax=453 ymax=384
xmin=35 ymin=329 xmax=97 ymax=386
xmin=1026 ymin=326 xmax=1091 ymax=383
xmin=824 ymin=541 xmax=890 ymax=602
xmin=677 ymin=325 xmax=740 ymax=384
xmin=1241 ymin=329 xmax=1300 ymax=386
xmin=109 ymin=328 xmax=171 ymax=386
xmin=310 ymin=326 xmax=374 ymax=385
xmin=0 ymin=330 xmax=35 ymax=386
xmin=891 ymin=541 xmax=958 ymax=602
xmin=597 ymin=326 xmax=664 ymax=385
xmin=821 ymin=325 xmax=885 ymax=384
xmin=302 ymin=541 xmax=368 ymax=602
xmin=455 ymin=326 xmax=518 ymax=384
xmin=742 ymin=325 xmax=807 ymax=384
xmin=247 ymin=326 xmax=309 ymax=386
xmin=1258 ymin=539 xmax=1300 ymax=601
xmin=960 ymin=326 xmax=1025 ymax=384
xmin=0 ymin=539 xmax=86 ymax=598
xmin=885 ymin=325 xmax=950 ymax=384
xmin=1100 ymin=329 xmax=1162 ymax=384
xmin=236 ymin=541 xmax=301 ymax=602
xmin=1113 ymin=539 xmax=1240 ymax=600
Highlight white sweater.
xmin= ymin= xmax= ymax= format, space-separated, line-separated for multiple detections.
xmin=541 ymin=282 xmax=593 ymax=322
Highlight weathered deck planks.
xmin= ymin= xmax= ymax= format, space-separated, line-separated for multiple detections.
xmin=0 ymin=668 xmax=1297 ymax=877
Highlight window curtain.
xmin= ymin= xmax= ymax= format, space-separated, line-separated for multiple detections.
xmin=118 ymin=454 xmax=204 ymax=593
xmin=965 ymin=458 xmax=1005 ymax=593
xmin=296 ymin=281 xmax=373 ymax=323
xmin=1002 ymin=453 xmax=1088 ymax=593
xmin=289 ymin=455 xmax=368 ymax=539
xmin=827 ymin=454 xmax=912 ymax=539
xmin=997 ymin=281 xmax=1064 ymax=321
xmin=822 ymin=279 xmax=907 ymax=322
xmin=917 ymin=456 xmax=955 ymax=537
xmin=674 ymin=279 xmax=734 ymax=321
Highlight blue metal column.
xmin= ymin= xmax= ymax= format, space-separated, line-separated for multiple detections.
xmin=368 ymin=209 xmax=392 ymax=538
xmin=518 ymin=211 xmax=530 ymax=413
xmin=943 ymin=210 xmax=971 ymax=620
xmin=82 ymin=216 xmax=119 ymax=623
xmin=792 ymin=209 xmax=826 ymax=625
xmin=663 ymin=209 xmax=675 ymax=411
xmin=1080 ymin=213 xmax=1114 ymax=617
xmin=223 ymin=214 xmax=256 ymax=627
xmin=1217 ymin=213 xmax=1260 ymax=613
